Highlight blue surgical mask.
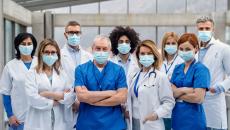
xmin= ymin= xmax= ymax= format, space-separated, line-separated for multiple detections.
xmin=117 ymin=43 xmax=131 ymax=54
xmin=93 ymin=51 xmax=109 ymax=64
xmin=19 ymin=44 xmax=33 ymax=55
xmin=164 ymin=45 xmax=177 ymax=55
xmin=178 ymin=50 xmax=194 ymax=62
xmin=42 ymin=54 xmax=58 ymax=67
xmin=139 ymin=55 xmax=155 ymax=68
xmin=198 ymin=31 xmax=212 ymax=42
xmin=67 ymin=34 xmax=80 ymax=46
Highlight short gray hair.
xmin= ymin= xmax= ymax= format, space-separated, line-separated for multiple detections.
xmin=92 ymin=34 xmax=111 ymax=48
xmin=196 ymin=16 xmax=214 ymax=25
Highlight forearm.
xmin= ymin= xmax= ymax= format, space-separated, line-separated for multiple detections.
xmin=40 ymin=91 xmax=64 ymax=101
xmin=76 ymin=88 xmax=117 ymax=103
xmin=179 ymin=93 xmax=203 ymax=104
xmin=91 ymin=89 xmax=127 ymax=106
xmin=3 ymin=95 xmax=14 ymax=118
xmin=172 ymin=86 xmax=194 ymax=98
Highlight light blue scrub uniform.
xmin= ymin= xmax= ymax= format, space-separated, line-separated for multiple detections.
xmin=170 ymin=60 xmax=210 ymax=130
xmin=74 ymin=60 xmax=127 ymax=130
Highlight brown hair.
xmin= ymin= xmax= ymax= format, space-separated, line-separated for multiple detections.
xmin=36 ymin=39 xmax=61 ymax=75
xmin=178 ymin=33 xmax=199 ymax=49
xmin=136 ymin=40 xmax=162 ymax=70
xmin=65 ymin=21 xmax=80 ymax=32
xmin=161 ymin=32 xmax=179 ymax=61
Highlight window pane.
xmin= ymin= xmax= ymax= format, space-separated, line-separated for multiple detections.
xmin=71 ymin=3 xmax=99 ymax=14
xmin=187 ymin=0 xmax=215 ymax=13
xmin=54 ymin=27 xmax=66 ymax=48
xmin=129 ymin=0 xmax=156 ymax=14
xmin=157 ymin=0 xmax=186 ymax=14
xmin=157 ymin=26 xmax=185 ymax=46
xmin=186 ymin=26 xmax=197 ymax=35
xmin=81 ymin=27 xmax=98 ymax=50
xmin=100 ymin=27 xmax=115 ymax=36
xmin=216 ymin=0 xmax=227 ymax=12
xmin=100 ymin=0 xmax=127 ymax=14
xmin=131 ymin=26 xmax=156 ymax=42
xmin=4 ymin=20 xmax=14 ymax=63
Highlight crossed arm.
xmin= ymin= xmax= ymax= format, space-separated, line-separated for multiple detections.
xmin=39 ymin=89 xmax=71 ymax=101
xmin=172 ymin=84 xmax=206 ymax=104
xmin=75 ymin=86 xmax=127 ymax=106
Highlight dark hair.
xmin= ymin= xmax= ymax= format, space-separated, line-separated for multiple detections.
xmin=109 ymin=26 xmax=140 ymax=55
xmin=65 ymin=21 xmax=80 ymax=32
xmin=14 ymin=32 xmax=37 ymax=60
xmin=178 ymin=33 xmax=199 ymax=49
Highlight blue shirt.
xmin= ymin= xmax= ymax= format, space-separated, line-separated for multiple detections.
xmin=170 ymin=60 xmax=210 ymax=130
xmin=67 ymin=45 xmax=81 ymax=66
xmin=117 ymin=55 xmax=131 ymax=75
xmin=74 ymin=60 xmax=127 ymax=130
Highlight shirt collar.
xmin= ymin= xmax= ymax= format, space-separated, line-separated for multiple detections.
xmin=118 ymin=54 xmax=131 ymax=63
xmin=66 ymin=44 xmax=80 ymax=53
xmin=200 ymin=37 xmax=215 ymax=48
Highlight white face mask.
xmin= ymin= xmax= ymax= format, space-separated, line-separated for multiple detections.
xmin=198 ymin=31 xmax=212 ymax=42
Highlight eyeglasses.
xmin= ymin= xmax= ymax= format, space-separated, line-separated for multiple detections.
xmin=166 ymin=42 xmax=177 ymax=45
xmin=118 ymin=40 xmax=131 ymax=44
xmin=43 ymin=50 xmax=57 ymax=55
xmin=66 ymin=31 xmax=81 ymax=36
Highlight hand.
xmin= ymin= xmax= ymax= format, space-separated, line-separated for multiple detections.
xmin=39 ymin=91 xmax=50 ymax=97
xmin=72 ymin=101 xmax=80 ymax=113
xmin=64 ymin=89 xmax=71 ymax=93
xmin=209 ymin=85 xmax=225 ymax=94
xmin=143 ymin=113 xmax=158 ymax=124
xmin=8 ymin=116 xmax=20 ymax=126
xmin=124 ymin=111 xmax=130 ymax=119
xmin=53 ymin=100 xmax=59 ymax=106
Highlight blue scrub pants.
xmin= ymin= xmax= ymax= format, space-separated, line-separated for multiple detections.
xmin=207 ymin=128 xmax=227 ymax=130
xmin=8 ymin=123 xmax=24 ymax=130
xmin=163 ymin=118 xmax=172 ymax=130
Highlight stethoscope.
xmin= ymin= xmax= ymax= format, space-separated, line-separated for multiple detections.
xmin=133 ymin=68 xmax=157 ymax=97
xmin=164 ymin=54 xmax=178 ymax=74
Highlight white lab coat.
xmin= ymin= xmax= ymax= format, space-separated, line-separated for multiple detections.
xmin=110 ymin=54 xmax=139 ymax=85
xmin=24 ymin=68 xmax=75 ymax=130
xmin=110 ymin=54 xmax=139 ymax=130
xmin=0 ymin=57 xmax=37 ymax=122
xmin=160 ymin=55 xmax=184 ymax=79
xmin=61 ymin=45 xmax=92 ymax=86
xmin=196 ymin=37 xmax=230 ymax=129
xmin=127 ymin=68 xmax=175 ymax=130
xmin=61 ymin=44 xmax=92 ymax=129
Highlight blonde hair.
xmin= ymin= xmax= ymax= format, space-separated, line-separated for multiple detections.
xmin=161 ymin=32 xmax=179 ymax=61
xmin=36 ymin=39 xmax=61 ymax=75
xmin=136 ymin=40 xmax=162 ymax=70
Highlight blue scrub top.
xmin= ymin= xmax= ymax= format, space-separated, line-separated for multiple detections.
xmin=74 ymin=60 xmax=127 ymax=130
xmin=170 ymin=60 xmax=210 ymax=130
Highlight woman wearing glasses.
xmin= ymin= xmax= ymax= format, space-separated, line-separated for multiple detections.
xmin=24 ymin=39 xmax=75 ymax=130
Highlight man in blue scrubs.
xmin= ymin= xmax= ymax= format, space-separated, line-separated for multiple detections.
xmin=74 ymin=35 xmax=128 ymax=130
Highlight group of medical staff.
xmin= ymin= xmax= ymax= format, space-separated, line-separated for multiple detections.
xmin=0 ymin=15 xmax=230 ymax=130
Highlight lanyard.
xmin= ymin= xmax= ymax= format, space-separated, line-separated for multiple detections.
xmin=164 ymin=55 xmax=178 ymax=74
xmin=133 ymin=70 xmax=149 ymax=97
